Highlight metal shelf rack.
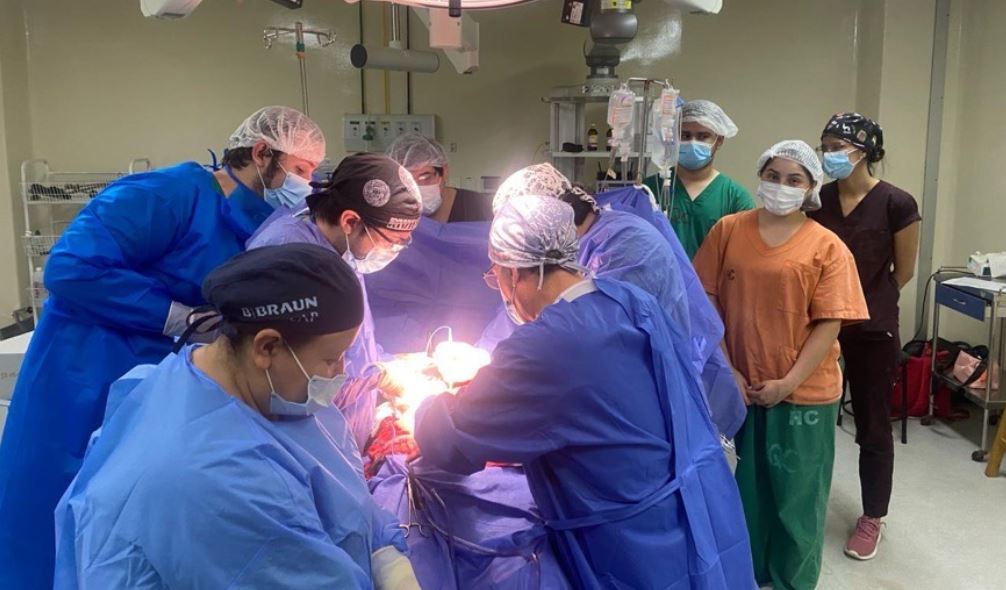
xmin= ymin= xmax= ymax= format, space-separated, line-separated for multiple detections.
xmin=544 ymin=77 xmax=669 ymax=191
xmin=20 ymin=158 xmax=151 ymax=320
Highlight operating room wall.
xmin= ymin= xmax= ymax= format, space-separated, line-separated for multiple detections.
xmin=0 ymin=0 xmax=34 ymax=317
xmin=408 ymin=0 xmax=863 ymax=192
xmin=927 ymin=0 xmax=1006 ymax=345
xmin=0 ymin=0 xmax=947 ymax=334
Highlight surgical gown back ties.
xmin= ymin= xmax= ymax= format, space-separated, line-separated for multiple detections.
xmin=417 ymin=278 xmax=756 ymax=590
xmin=54 ymin=346 xmax=406 ymax=589
xmin=247 ymin=211 xmax=385 ymax=450
xmin=0 ymin=162 xmax=274 ymax=590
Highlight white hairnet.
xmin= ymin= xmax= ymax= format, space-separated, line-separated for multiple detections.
xmin=490 ymin=195 xmax=588 ymax=284
xmin=756 ymin=140 xmax=824 ymax=211
xmin=681 ymin=100 xmax=738 ymax=139
xmin=227 ymin=106 xmax=326 ymax=165
xmin=386 ymin=134 xmax=448 ymax=170
xmin=492 ymin=163 xmax=599 ymax=216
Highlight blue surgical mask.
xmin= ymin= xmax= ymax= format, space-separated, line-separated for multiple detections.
xmin=266 ymin=344 xmax=347 ymax=417
xmin=342 ymin=225 xmax=402 ymax=275
xmin=502 ymin=272 xmax=528 ymax=326
xmin=822 ymin=150 xmax=860 ymax=179
xmin=504 ymin=300 xmax=527 ymax=326
xmin=678 ymin=140 xmax=715 ymax=170
xmin=260 ymin=163 xmax=313 ymax=210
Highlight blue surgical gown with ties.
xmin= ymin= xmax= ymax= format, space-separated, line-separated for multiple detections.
xmin=247 ymin=210 xmax=386 ymax=450
xmin=0 ymin=162 xmax=274 ymax=589
xmin=417 ymin=278 xmax=756 ymax=590
xmin=54 ymin=346 xmax=407 ymax=589
xmin=479 ymin=204 xmax=747 ymax=438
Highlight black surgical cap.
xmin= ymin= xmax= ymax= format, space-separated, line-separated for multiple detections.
xmin=202 ymin=243 xmax=364 ymax=336
xmin=307 ymin=153 xmax=423 ymax=232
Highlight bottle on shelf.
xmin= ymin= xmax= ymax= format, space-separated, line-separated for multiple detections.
xmin=31 ymin=266 xmax=47 ymax=304
xmin=605 ymin=127 xmax=613 ymax=152
xmin=587 ymin=124 xmax=599 ymax=152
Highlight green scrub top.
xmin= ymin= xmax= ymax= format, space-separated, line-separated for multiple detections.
xmin=644 ymin=172 xmax=756 ymax=259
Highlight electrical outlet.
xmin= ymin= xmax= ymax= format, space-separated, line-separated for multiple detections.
xmin=449 ymin=142 xmax=458 ymax=153
xmin=343 ymin=115 xmax=436 ymax=152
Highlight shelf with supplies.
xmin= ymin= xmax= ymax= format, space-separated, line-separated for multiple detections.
xmin=20 ymin=158 xmax=152 ymax=322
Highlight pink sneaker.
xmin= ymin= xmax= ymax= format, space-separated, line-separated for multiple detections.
xmin=844 ymin=516 xmax=885 ymax=560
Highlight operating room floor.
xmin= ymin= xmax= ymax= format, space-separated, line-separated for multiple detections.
xmin=818 ymin=408 xmax=1005 ymax=590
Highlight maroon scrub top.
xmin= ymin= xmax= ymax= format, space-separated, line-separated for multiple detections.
xmin=809 ymin=180 xmax=921 ymax=334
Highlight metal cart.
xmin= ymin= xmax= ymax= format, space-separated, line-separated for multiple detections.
xmin=925 ymin=275 xmax=1006 ymax=461
xmin=20 ymin=158 xmax=151 ymax=321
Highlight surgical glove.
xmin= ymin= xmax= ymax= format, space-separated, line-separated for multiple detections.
xmin=371 ymin=546 xmax=421 ymax=590
xmin=163 ymin=301 xmax=193 ymax=338
xmin=375 ymin=354 xmax=438 ymax=400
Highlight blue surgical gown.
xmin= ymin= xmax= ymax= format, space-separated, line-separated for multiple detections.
xmin=479 ymin=205 xmax=746 ymax=438
xmin=0 ymin=162 xmax=274 ymax=589
xmin=247 ymin=211 xmax=385 ymax=450
xmin=416 ymin=278 xmax=755 ymax=590
xmin=54 ymin=346 xmax=406 ymax=589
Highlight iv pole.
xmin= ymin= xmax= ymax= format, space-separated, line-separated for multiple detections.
xmin=263 ymin=22 xmax=336 ymax=115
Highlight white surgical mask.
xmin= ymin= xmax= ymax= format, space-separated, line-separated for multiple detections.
xmin=267 ymin=344 xmax=347 ymax=417
xmin=418 ymin=183 xmax=443 ymax=216
xmin=757 ymin=181 xmax=808 ymax=216
xmin=342 ymin=225 xmax=402 ymax=275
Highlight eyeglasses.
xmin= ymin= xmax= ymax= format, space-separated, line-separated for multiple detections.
xmin=816 ymin=143 xmax=853 ymax=155
xmin=483 ymin=268 xmax=501 ymax=291
xmin=369 ymin=225 xmax=413 ymax=253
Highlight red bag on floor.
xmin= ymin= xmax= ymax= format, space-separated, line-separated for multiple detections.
xmin=892 ymin=354 xmax=932 ymax=417
xmin=892 ymin=340 xmax=957 ymax=418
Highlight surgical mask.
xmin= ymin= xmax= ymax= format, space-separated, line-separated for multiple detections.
xmin=342 ymin=225 xmax=400 ymax=274
xmin=758 ymin=181 xmax=808 ymax=216
xmin=503 ymin=272 xmax=528 ymax=326
xmin=822 ymin=150 xmax=860 ymax=180
xmin=260 ymin=163 xmax=312 ymax=210
xmin=678 ymin=141 xmax=715 ymax=170
xmin=418 ymin=184 xmax=443 ymax=215
xmin=267 ymin=345 xmax=347 ymax=417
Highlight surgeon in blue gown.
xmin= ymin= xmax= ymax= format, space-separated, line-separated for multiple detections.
xmin=248 ymin=153 xmax=423 ymax=449
xmin=482 ymin=163 xmax=747 ymax=438
xmin=407 ymin=196 xmax=756 ymax=590
xmin=0 ymin=106 xmax=326 ymax=588
xmin=55 ymin=244 xmax=419 ymax=589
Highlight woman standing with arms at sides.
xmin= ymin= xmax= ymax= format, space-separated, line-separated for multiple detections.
xmin=809 ymin=113 xmax=921 ymax=561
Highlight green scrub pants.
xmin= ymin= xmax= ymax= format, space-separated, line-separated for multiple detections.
xmin=735 ymin=402 xmax=839 ymax=590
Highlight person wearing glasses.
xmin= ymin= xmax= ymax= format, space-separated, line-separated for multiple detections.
xmin=809 ymin=113 xmax=921 ymax=561
xmin=393 ymin=195 xmax=756 ymax=589
xmin=387 ymin=133 xmax=494 ymax=223
xmin=247 ymin=153 xmax=421 ymax=448
xmin=481 ymin=163 xmax=747 ymax=439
